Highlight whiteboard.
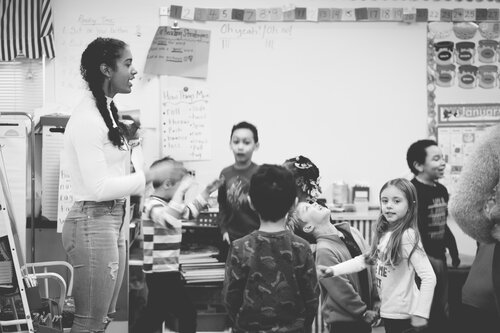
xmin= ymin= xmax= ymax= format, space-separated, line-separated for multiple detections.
xmin=50 ymin=0 xmax=441 ymax=204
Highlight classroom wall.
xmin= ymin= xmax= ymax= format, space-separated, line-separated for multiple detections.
xmin=44 ymin=0 xmax=495 ymax=257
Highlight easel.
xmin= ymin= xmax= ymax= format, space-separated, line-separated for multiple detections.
xmin=0 ymin=134 xmax=35 ymax=332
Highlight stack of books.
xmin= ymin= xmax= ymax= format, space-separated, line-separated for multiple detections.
xmin=180 ymin=246 xmax=225 ymax=284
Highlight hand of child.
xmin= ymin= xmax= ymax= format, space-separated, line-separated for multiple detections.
xmin=202 ymin=176 xmax=225 ymax=198
xmin=361 ymin=310 xmax=379 ymax=325
xmin=223 ymin=232 xmax=231 ymax=245
xmin=146 ymin=161 xmax=176 ymax=184
xmin=177 ymin=175 xmax=195 ymax=194
xmin=410 ymin=315 xmax=428 ymax=329
xmin=316 ymin=265 xmax=334 ymax=279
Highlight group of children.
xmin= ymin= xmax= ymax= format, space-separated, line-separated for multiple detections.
xmin=133 ymin=121 xmax=462 ymax=333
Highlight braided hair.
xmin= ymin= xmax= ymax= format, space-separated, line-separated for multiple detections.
xmin=80 ymin=37 xmax=127 ymax=147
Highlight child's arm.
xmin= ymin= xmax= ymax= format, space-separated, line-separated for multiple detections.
xmin=317 ymin=254 xmax=368 ymax=279
xmin=222 ymin=245 xmax=245 ymax=324
xmin=405 ymin=230 xmax=437 ymax=326
xmin=444 ymin=225 xmax=460 ymax=267
xmin=316 ymin=247 xmax=375 ymax=322
xmin=216 ymin=176 xmax=231 ymax=244
xmin=147 ymin=199 xmax=185 ymax=229
xmin=185 ymin=176 xmax=224 ymax=220
xmin=349 ymin=228 xmax=381 ymax=311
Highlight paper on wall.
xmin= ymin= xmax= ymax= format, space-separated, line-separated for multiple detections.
xmin=160 ymin=77 xmax=211 ymax=161
xmin=57 ymin=152 xmax=74 ymax=233
xmin=0 ymin=119 xmax=27 ymax=260
xmin=42 ymin=126 xmax=65 ymax=221
xmin=144 ymin=26 xmax=211 ymax=78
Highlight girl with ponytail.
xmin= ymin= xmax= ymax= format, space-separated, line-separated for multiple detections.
xmin=62 ymin=37 xmax=174 ymax=333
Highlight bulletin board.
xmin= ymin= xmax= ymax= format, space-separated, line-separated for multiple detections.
xmin=427 ymin=21 xmax=500 ymax=194
xmin=50 ymin=0 xmax=497 ymax=203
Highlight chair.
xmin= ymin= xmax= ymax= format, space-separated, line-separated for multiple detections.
xmin=23 ymin=261 xmax=74 ymax=332
xmin=0 ymin=262 xmax=70 ymax=333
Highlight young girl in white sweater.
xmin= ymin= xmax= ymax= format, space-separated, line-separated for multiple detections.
xmin=318 ymin=178 xmax=436 ymax=333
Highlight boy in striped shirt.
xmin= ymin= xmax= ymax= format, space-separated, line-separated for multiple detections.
xmin=132 ymin=157 xmax=223 ymax=333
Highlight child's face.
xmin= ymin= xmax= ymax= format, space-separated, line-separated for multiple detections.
xmin=380 ymin=185 xmax=409 ymax=224
xmin=295 ymin=201 xmax=330 ymax=226
xmin=230 ymin=128 xmax=258 ymax=165
xmin=417 ymin=145 xmax=446 ymax=181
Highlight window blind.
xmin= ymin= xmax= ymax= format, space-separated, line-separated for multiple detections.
xmin=0 ymin=56 xmax=43 ymax=115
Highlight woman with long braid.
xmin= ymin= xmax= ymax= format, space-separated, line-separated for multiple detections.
xmin=62 ymin=37 xmax=174 ymax=333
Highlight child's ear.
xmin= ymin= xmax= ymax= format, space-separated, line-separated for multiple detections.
xmin=162 ymin=178 xmax=174 ymax=189
xmin=303 ymin=224 xmax=314 ymax=234
xmin=254 ymin=142 xmax=260 ymax=150
xmin=413 ymin=161 xmax=424 ymax=173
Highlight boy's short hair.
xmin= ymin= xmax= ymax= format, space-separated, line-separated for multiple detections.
xmin=150 ymin=156 xmax=185 ymax=188
xmin=406 ymin=139 xmax=438 ymax=175
xmin=230 ymin=121 xmax=259 ymax=143
xmin=249 ymin=164 xmax=296 ymax=222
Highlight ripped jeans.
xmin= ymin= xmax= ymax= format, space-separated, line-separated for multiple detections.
xmin=62 ymin=199 xmax=126 ymax=333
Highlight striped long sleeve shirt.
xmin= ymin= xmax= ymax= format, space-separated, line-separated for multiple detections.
xmin=141 ymin=194 xmax=208 ymax=273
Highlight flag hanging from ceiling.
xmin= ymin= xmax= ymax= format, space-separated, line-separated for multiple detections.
xmin=0 ymin=0 xmax=55 ymax=61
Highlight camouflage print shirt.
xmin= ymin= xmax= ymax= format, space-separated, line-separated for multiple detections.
xmin=223 ymin=229 xmax=319 ymax=333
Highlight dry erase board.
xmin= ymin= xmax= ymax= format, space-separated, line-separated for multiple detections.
xmin=49 ymin=0 xmax=480 ymax=203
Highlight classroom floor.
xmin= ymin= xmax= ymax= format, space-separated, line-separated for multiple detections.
xmin=160 ymin=325 xmax=387 ymax=333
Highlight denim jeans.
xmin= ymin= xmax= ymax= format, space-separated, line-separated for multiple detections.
xmin=62 ymin=199 xmax=126 ymax=333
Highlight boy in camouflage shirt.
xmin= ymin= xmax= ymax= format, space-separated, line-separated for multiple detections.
xmin=223 ymin=164 xmax=319 ymax=333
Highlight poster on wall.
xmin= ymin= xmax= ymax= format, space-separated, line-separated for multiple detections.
xmin=144 ymin=26 xmax=211 ymax=78
xmin=430 ymin=22 xmax=499 ymax=90
xmin=437 ymin=124 xmax=495 ymax=195
xmin=57 ymin=153 xmax=74 ymax=233
xmin=428 ymin=22 xmax=500 ymax=194
xmin=160 ymin=77 xmax=211 ymax=161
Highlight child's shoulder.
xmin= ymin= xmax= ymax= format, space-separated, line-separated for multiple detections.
xmin=232 ymin=231 xmax=257 ymax=247
xmin=402 ymin=228 xmax=419 ymax=244
xmin=143 ymin=196 xmax=168 ymax=212
xmin=290 ymin=232 xmax=313 ymax=251
xmin=220 ymin=164 xmax=234 ymax=174
xmin=434 ymin=181 xmax=448 ymax=192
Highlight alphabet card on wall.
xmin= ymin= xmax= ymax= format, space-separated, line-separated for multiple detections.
xmin=144 ymin=26 xmax=211 ymax=78
xmin=160 ymin=77 xmax=211 ymax=161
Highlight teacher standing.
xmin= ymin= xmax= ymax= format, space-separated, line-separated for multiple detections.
xmin=62 ymin=37 xmax=172 ymax=333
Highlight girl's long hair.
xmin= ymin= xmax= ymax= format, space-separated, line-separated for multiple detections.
xmin=365 ymin=178 xmax=420 ymax=267
xmin=80 ymin=37 xmax=127 ymax=147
